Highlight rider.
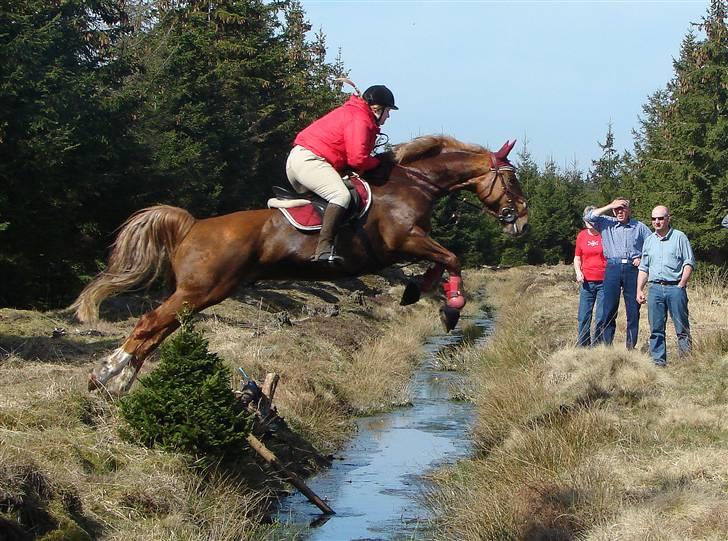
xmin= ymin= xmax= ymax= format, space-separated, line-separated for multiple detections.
xmin=285 ymin=84 xmax=397 ymax=264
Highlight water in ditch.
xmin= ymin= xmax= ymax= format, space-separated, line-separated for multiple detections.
xmin=274 ymin=313 xmax=492 ymax=540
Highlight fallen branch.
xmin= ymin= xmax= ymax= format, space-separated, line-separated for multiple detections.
xmin=246 ymin=433 xmax=334 ymax=515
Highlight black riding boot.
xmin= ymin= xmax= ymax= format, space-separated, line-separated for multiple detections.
xmin=315 ymin=204 xmax=346 ymax=264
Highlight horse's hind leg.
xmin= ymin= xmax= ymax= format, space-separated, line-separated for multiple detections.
xmin=89 ymin=284 xmax=234 ymax=395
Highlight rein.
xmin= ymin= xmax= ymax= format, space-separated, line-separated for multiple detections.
xmin=396 ymin=163 xmax=519 ymax=224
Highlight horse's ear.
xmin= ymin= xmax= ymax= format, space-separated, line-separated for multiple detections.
xmin=494 ymin=140 xmax=517 ymax=160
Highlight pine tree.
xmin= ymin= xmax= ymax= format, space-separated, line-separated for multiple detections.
xmin=628 ymin=1 xmax=728 ymax=262
xmin=589 ymin=122 xmax=624 ymax=201
xmin=119 ymin=313 xmax=252 ymax=458
xmin=0 ymin=0 xmax=136 ymax=306
xmin=0 ymin=0 xmax=346 ymax=307
xmin=501 ymin=142 xmax=584 ymax=265
xmin=122 ymin=0 xmax=344 ymax=215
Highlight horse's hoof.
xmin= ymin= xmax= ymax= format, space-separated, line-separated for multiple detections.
xmin=400 ymin=280 xmax=421 ymax=306
xmin=439 ymin=305 xmax=461 ymax=332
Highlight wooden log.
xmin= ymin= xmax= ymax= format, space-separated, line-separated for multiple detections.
xmin=246 ymin=433 xmax=335 ymax=515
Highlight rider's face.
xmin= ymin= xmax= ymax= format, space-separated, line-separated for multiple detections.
xmin=377 ymin=107 xmax=391 ymax=126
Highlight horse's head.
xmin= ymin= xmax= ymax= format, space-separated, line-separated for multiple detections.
xmin=394 ymin=135 xmax=528 ymax=235
xmin=447 ymin=140 xmax=528 ymax=235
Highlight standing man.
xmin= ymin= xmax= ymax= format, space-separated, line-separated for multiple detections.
xmin=636 ymin=206 xmax=695 ymax=366
xmin=585 ymin=199 xmax=652 ymax=348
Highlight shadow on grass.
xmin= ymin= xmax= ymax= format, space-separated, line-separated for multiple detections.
xmin=0 ymin=333 xmax=119 ymax=364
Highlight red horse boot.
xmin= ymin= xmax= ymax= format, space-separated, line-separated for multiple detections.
xmin=443 ymin=275 xmax=466 ymax=310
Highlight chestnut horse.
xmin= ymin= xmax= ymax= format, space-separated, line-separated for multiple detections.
xmin=72 ymin=135 xmax=528 ymax=395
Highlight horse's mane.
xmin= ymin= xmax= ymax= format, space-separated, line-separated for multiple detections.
xmin=394 ymin=135 xmax=489 ymax=164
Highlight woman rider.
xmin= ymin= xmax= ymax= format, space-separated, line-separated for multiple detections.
xmin=285 ymin=84 xmax=397 ymax=264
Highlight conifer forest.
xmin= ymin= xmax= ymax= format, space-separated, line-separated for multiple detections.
xmin=1 ymin=0 xmax=727 ymax=308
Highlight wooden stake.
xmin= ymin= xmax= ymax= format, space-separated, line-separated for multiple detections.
xmin=246 ymin=433 xmax=335 ymax=515
xmin=257 ymin=373 xmax=280 ymax=420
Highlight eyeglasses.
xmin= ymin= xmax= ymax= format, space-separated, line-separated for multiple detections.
xmin=651 ymin=215 xmax=668 ymax=222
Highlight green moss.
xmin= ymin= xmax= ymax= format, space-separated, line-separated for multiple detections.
xmin=73 ymin=445 xmax=120 ymax=475
xmin=38 ymin=517 xmax=91 ymax=541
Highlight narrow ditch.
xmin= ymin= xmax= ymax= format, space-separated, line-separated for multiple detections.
xmin=274 ymin=312 xmax=492 ymax=540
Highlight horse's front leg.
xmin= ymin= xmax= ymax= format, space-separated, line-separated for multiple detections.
xmin=401 ymin=263 xmax=445 ymax=306
xmin=398 ymin=231 xmax=465 ymax=331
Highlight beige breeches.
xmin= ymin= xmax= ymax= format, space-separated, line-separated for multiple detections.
xmin=285 ymin=145 xmax=350 ymax=208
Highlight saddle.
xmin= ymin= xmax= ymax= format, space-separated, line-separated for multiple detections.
xmin=267 ymin=174 xmax=372 ymax=231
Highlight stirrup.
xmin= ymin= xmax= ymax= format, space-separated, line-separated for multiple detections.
xmin=314 ymin=249 xmax=344 ymax=265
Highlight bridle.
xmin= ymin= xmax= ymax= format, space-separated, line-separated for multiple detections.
xmin=487 ymin=165 xmax=521 ymax=225
xmin=448 ymin=164 xmax=523 ymax=225
xmin=395 ymin=156 xmax=524 ymax=226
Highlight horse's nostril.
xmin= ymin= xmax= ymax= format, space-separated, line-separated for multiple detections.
xmin=521 ymin=222 xmax=530 ymax=234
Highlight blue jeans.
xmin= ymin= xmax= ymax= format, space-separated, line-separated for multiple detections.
xmin=647 ymin=284 xmax=691 ymax=365
xmin=597 ymin=262 xmax=641 ymax=348
xmin=577 ymin=281 xmax=605 ymax=347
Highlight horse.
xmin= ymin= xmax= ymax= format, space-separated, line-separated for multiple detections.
xmin=72 ymin=135 xmax=528 ymax=395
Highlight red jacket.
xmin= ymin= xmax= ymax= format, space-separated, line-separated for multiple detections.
xmin=294 ymin=95 xmax=381 ymax=172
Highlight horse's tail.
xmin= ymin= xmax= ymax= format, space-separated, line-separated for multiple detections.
xmin=71 ymin=205 xmax=196 ymax=323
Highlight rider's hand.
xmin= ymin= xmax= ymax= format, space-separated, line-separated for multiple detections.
xmin=364 ymin=152 xmax=396 ymax=183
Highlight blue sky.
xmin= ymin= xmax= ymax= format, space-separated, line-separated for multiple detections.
xmin=301 ymin=0 xmax=709 ymax=171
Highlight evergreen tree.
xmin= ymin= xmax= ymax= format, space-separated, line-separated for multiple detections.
xmin=431 ymin=193 xmax=504 ymax=267
xmin=628 ymin=1 xmax=728 ymax=263
xmin=0 ymin=0 xmax=346 ymax=307
xmin=523 ymin=159 xmax=582 ymax=264
xmin=589 ymin=122 xmax=624 ymax=201
xmin=121 ymin=0 xmax=344 ymax=216
xmin=0 ymin=0 xmax=136 ymax=306
xmin=120 ymin=313 xmax=253 ymax=458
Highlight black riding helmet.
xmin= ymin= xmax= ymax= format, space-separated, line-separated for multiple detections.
xmin=362 ymin=85 xmax=398 ymax=110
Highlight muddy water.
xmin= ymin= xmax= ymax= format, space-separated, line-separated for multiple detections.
xmin=275 ymin=314 xmax=492 ymax=540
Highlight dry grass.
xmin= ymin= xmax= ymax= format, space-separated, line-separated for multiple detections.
xmin=0 ymin=273 xmax=440 ymax=539
xmin=429 ymin=265 xmax=728 ymax=541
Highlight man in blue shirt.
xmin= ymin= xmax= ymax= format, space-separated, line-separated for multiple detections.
xmin=636 ymin=205 xmax=695 ymax=366
xmin=586 ymin=198 xmax=652 ymax=349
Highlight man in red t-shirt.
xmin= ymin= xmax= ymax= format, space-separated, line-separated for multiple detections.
xmin=574 ymin=206 xmax=607 ymax=346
